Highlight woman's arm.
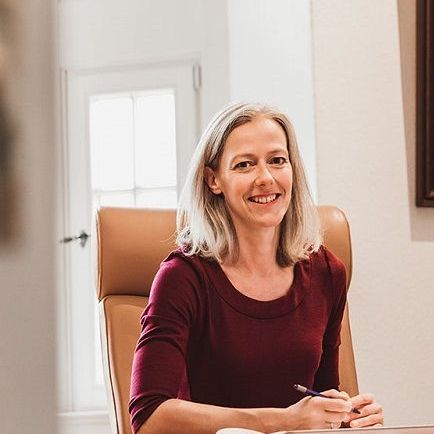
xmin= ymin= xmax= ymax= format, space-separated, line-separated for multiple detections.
xmin=136 ymin=399 xmax=284 ymax=434
xmin=136 ymin=390 xmax=353 ymax=434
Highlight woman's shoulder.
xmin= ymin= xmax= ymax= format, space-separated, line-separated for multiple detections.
xmin=308 ymin=245 xmax=347 ymax=287
xmin=308 ymin=244 xmax=345 ymax=269
xmin=148 ymin=248 xmax=212 ymax=311
xmin=154 ymin=247 xmax=213 ymax=291
xmin=161 ymin=247 xmax=211 ymax=273
xmin=145 ymin=249 xmax=214 ymax=323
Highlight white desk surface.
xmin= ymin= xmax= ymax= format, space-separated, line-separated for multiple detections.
xmin=279 ymin=426 xmax=434 ymax=434
xmin=217 ymin=425 xmax=434 ymax=434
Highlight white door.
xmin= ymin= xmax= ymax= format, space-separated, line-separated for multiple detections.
xmin=60 ymin=62 xmax=199 ymax=411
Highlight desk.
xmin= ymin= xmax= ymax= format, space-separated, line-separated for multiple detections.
xmin=282 ymin=426 xmax=434 ymax=434
xmin=218 ymin=426 xmax=434 ymax=434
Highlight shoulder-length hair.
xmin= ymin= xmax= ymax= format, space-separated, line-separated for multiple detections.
xmin=176 ymin=101 xmax=322 ymax=266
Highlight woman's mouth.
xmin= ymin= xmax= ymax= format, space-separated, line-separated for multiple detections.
xmin=248 ymin=193 xmax=281 ymax=204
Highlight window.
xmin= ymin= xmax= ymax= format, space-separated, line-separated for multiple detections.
xmin=89 ymin=90 xmax=177 ymax=210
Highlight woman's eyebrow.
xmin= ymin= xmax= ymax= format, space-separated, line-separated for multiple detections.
xmin=229 ymin=148 xmax=289 ymax=166
xmin=267 ymin=148 xmax=289 ymax=156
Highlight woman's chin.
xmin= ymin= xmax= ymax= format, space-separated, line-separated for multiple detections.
xmin=248 ymin=215 xmax=286 ymax=230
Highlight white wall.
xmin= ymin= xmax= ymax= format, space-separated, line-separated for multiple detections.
xmin=59 ymin=0 xmax=202 ymax=69
xmin=58 ymin=0 xmax=318 ymax=198
xmin=199 ymin=0 xmax=231 ymax=128
xmin=58 ymin=0 xmax=230 ymax=136
xmin=312 ymin=0 xmax=434 ymax=426
xmin=0 ymin=1 xmax=56 ymax=433
xmin=227 ymin=0 xmax=318 ymax=200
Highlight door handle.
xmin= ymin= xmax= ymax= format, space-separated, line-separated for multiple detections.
xmin=59 ymin=230 xmax=90 ymax=247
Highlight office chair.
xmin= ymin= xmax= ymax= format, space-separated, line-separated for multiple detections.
xmin=96 ymin=206 xmax=358 ymax=434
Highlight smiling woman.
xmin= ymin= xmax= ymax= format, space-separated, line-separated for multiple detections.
xmin=177 ymin=103 xmax=321 ymax=267
xmin=55 ymin=0 xmax=434 ymax=430
xmin=128 ymin=102 xmax=384 ymax=434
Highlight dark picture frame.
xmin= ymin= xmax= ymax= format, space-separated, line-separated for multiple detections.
xmin=0 ymin=0 xmax=17 ymax=242
xmin=416 ymin=0 xmax=434 ymax=207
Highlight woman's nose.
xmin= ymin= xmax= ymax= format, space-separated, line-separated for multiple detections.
xmin=254 ymin=164 xmax=274 ymax=186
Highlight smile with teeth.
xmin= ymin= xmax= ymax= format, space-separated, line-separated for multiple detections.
xmin=248 ymin=193 xmax=280 ymax=204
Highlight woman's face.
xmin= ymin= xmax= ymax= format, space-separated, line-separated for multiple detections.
xmin=205 ymin=116 xmax=293 ymax=233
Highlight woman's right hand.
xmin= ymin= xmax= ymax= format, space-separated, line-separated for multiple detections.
xmin=286 ymin=389 xmax=353 ymax=430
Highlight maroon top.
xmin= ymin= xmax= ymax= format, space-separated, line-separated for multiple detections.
xmin=129 ymin=246 xmax=347 ymax=433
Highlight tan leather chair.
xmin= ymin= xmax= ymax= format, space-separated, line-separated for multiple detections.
xmin=96 ymin=206 xmax=358 ymax=434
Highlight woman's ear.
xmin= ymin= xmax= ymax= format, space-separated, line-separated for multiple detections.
xmin=204 ymin=166 xmax=222 ymax=195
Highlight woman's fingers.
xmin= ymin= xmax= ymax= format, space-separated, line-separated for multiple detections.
xmin=308 ymin=391 xmax=352 ymax=425
xmin=309 ymin=396 xmax=352 ymax=414
xmin=317 ymin=389 xmax=352 ymax=413
xmin=338 ymin=391 xmax=350 ymax=400
xmin=348 ymin=393 xmax=384 ymax=427
xmin=327 ymin=421 xmax=341 ymax=430
xmin=323 ymin=410 xmax=351 ymax=424
xmin=347 ymin=402 xmax=382 ymax=419
xmin=350 ymin=392 xmax=375 ymax=409
xmin=350 ymin=412 xmax=384 ymax=428
xmin=359 ymin=403 xmax=383 ymax=416
xmin=321 ymin=389 xmax=351 ymax=401
xmin=297 ymin=390 xmax=384 ymax=429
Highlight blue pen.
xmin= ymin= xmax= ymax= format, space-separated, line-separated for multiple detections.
xmin=293 ymin=384 xmax=361 ymax=414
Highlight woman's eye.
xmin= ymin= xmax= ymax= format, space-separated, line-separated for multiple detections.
xmin=234 ymin=161 xmax=252 ymax=170
xmin=270 ymin=156 xmax=288 ymax=165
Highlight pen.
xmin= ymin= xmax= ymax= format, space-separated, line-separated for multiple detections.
xmin=293 ymin=384 xmax=361 ymax=414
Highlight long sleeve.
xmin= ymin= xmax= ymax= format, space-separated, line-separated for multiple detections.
xmin=313 ymin=248 xmax=347 ymax=392
xmin=129 ymin=254 xmax=202 ymax=433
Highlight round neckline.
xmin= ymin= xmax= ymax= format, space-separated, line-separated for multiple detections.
xmin=207 ymin=257 xmax=312 ymax=319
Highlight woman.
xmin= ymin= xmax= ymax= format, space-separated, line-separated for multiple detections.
xmin=129 ymin=102 xmax=384 ymax=433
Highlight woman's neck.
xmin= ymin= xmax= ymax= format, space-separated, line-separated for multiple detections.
xmin=225 ymin=224 xmax=281 ymax=276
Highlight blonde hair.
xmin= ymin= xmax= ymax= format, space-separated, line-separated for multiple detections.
xmin=176 ymin=101 xmax=322 ymax=266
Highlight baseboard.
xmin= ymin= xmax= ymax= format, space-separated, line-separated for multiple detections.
xmin=57 ymin=411 xmax=112 ymax=434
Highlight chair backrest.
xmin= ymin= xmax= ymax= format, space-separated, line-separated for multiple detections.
xmin=96 ymin=206 xmax=358 ymax=434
